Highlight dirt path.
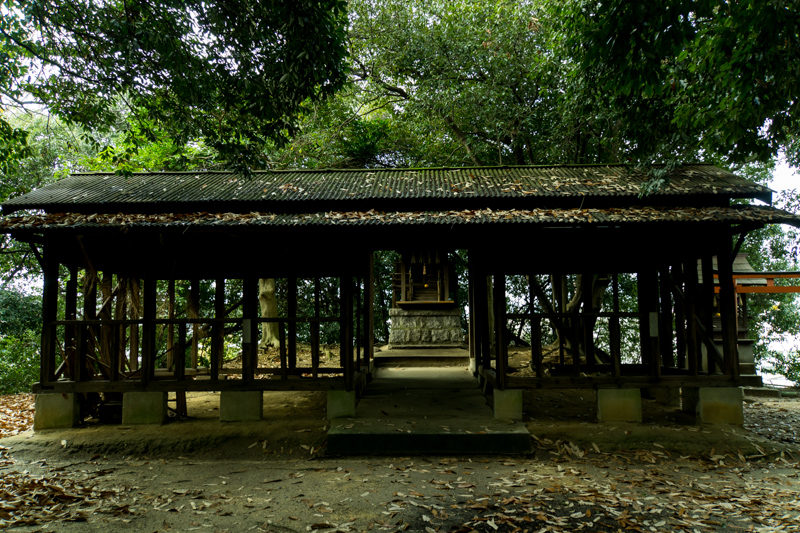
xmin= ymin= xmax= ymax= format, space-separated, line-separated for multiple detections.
xmin=2 ymin=390 xmax=800 ymax=532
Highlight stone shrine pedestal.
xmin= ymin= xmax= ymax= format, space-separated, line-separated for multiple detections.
xmin=388 ymin=307 xmax=464 ymax=348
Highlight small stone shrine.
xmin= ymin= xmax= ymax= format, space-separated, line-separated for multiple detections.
xmin=388 ymin=249 xmax=464 ymax=348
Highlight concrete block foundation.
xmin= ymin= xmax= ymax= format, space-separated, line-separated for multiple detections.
xmin=696 ymin=387 xmax=744 ymax=425
xmin=220 ymin=391 xmax=263 ymax=422
xmin=328 ymin=390 xmax=357 ymax=419
xmin=597 ymin=389 xmax=642 ymax=423
xmin=34 ymin=393 xmax=80 ymax=430
xmin=493 ymin=389 xmax=523 ymax=420
xmin=121 ymin=392 xmax=167 ymax=425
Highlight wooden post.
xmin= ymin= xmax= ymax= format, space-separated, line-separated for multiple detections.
xmin=341 ymin=276 xmax=354 ymax=391
xmin=637 ymin=271 xmax=660 ymax=376
xmin=167 ymin=279 xmax=175 ymax=370
xmin=468 ymin=254 xmax=477 ymax=365
xmin=365 ymin=253 xmax=375 ymax=371
xmin=141 ymin=276 xmax=157 ymax=385
xmin=190 ymin=279 xmax=199 ymax=370
xmin=493 ymin=273 xmax=507 ymax=389
xmin=717 ymin=250 xmax=740 ymax=378
xmin=242 ymin=277 xmax=257 ymax=382
xmin=130 ymin=278 xmax=140 ymax=371
xmin=78 ymin=270 xmax=97 ymax=382
xmin=700 ymin=256 xmax=716 ymax=373
xmin=582 ymin=274 xmax=595 ymax=371
xmin=65 ymin=267 xmax=78 ymax=380
xmin=672 ymin=265 xmax=687 ymax=370
xmin=685 ymin=260 xmax=700 ymax=376
xmin=40 ymin=253 xmax=59 ymax=386
xmin=176 ymin=322 xmax=187 ymax=382
xmin=659 ymin=268 xmax=675 ymax=367
xmin=610 ymin=273 xmax=621 ymax=378
xmin=311 ymin=278 xmax=320 ymax=379
xmin=355 ymin=277 xmax=362 ymax=369
xmin=211 ymin=278 xmax=225 ymax=381
xmin=288 ymin=277 xmax=297 ymax=371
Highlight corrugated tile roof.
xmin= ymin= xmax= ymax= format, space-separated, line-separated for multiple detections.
xmin=1 ymin=164 xmax=773 ymax=214
xmin=2 ymin=205 xmax=796 ymax=231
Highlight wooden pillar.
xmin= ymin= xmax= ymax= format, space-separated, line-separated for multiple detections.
xmin=672 ymin=265 xmax=687 ymax=370
xmin=167 ymin=279 xmax=175 ymax=370
xmin=78 ymin=270 xmax=96 ymax=382
xmin=311 ymin=278 xmax=320 ymax=379
xmin=211 ymin=278 xmax=225 ymax=381
xmin=129 ymin=278 xmax=140 ymax=371
xmin=65 ymin=267 xmax=78 ymax=380
xmin=529 ymin=275 xmax=543 ymax=378
xmin=717 ymin=250 xmax=740 ymax=378
xmin=493 ymin=273 xmax=507 ymax=389
xmin=176 ymin=322 xmax=187 ymax=382
xmin=365 ymin=253 xmax=375 ymax=370
xmin=355 ymin=277 xmax=362 ymax=368
xmin=610 ymin=273 xmax=621 ymax=377
xmin=637 ymin=271 xmax=660 ymax=377
xmin=468 ymin=254 xmax=477 ymax=364
xmin=190 ymin=279 xmax=200 ymax=370
xmin=582 ymin=273 xmax=595 ymax=371
xmin=700 ymin=256 xmax=717 ymax=373
xmin=141 ymin=276 xmax=157 ymax=385
xmin=341 ymin=276 xmax=354 ymax=391
xmin=242 ymin=277 xmax=257 ymax=382
xmin=288 ymin=277 xmax=297 ymax=371
xmin=685 ymin=260 xmax=700 ymax=376
xmin=40 ymin=252 xmax=59 ymax=386
xmin=659 ymin=268 xmax=675 ymax=367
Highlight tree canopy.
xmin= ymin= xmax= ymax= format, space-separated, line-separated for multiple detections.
xmin=0 ymin=0 xmax=349 ymax=172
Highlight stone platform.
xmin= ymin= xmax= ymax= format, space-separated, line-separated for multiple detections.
xmin=388 ymin=307 xmax=463 ymax=348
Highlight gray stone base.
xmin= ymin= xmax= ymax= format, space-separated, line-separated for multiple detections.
xmin=696 ymin=387 xmax=744 ymax=425
xmin=493 ymin=389 xmax=523 ymax=420
xmin=328 ymin=390 xmax=357 ymax=419
xmin=388 ymin=308 xmax=463 ymax=347
xmin=220 ymin=391 xmax=263 ymax=422
xmin=597 ymin=389 xmax=642 ymax=423
xmin=34 ymin=393 xmax=80 ymax=430
xmin=122 ymin=392 xmax=167 ymax=425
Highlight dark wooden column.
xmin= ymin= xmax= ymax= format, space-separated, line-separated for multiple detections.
xmin=672 ymin=265 xmax=687 ymax=369
xmin=167 ymin=279 xmax=175 ymax=370
xmin=468 ymin=253 xmax=477 ymax=366
xmin=365 ymin=253 xmax=375 ymax=371
xmin=637 ymin=270 xmax=660 ymax=378
xmin=610 ymin=273 xmax=621 ymax=377
xmin=659 ymin=268 xmax=675 ymax=367
xmin=77 ymin=270 xmax=96 ymax=382
xmin=340 ymin=276 xmax=354 ymax=391
xmin=211 ymin=278 xmax=225 ymax=381
xmin=311 ymin=278 xmax=321 ymax=378
xmin=64 ymin=267 xmax=78 ymax=380
xmin=288 ymin=277 xmax=297 ymax=371
xmin=717 ymin=249 xmax=740 ymax=378
xmin=581 ymin=273 xmax=595 ymax=372
xmin=684 ymin=260 xmax=700 ymax=375
xmin=700 ymin=255 xmax=716 ymax=373
xmin=141 ymin=276 xmax=157 ymax=385
xmin=242 ymin=277 xmax=257 ymax=382
xmin=40 ymin=250 xmax=59 ymax=386
xmin=493 ymin=273 xmax=507 ymax=389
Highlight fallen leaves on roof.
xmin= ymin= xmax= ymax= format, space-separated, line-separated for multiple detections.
xmin=1 ymin=205 xmax=797 ymax=230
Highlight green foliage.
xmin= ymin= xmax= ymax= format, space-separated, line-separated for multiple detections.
xmin=2 ymin=0 xmax=349 ymax=172
xmin=559 ymin=0 xmax=800 ymax=167
xmin=0 ymin=330 xmax=40 ymax=394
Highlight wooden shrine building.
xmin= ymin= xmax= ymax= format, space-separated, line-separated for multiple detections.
xmin=2 ymin=164 xmax=799 ymax=428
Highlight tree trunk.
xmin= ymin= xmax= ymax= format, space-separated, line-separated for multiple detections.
xmin=259 ymin=278 xmax=280 ymax=349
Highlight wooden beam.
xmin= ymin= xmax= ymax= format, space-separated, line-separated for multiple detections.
xmin=211 ymin=278 xmax=225 ymax=381
xmin=288 ymin=277 xmax=297 ymax=371
xmin=671 ymin=265 xmax=687 ymax=370
xmin=659 ymin=268 xmax=675 ymax=367
xmin=242 ymin=277 xmax=257 ymax=382
xmin=65 ymin=267 xmax=78 ymax=380
xmin=365 ymin=253 xmax=375 ymax=371
xmin=341 ymin=276 xmax=354 ymax=391
xmin=40 ymin=251 xmax=59 ymax=386
xmin=717 ymin=249 xmax=740 ymax=378
xmin=684 ymin=261 xmax=699 ymax=376
xmin=610 ymin=273 xmax=621 ymax=378
xmin=493 ymin=273 xmax=507 ymax=390
xmin=141 ymin=276 xmax=157 ymax=385
xmin=700 ymin=256 xmax=716 ymax=373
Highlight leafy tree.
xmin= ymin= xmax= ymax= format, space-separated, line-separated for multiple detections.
xmin=558 ymin=0 xmax=800 ymax=171
xmin=1 ymin=0 xmax=349 ymax=172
